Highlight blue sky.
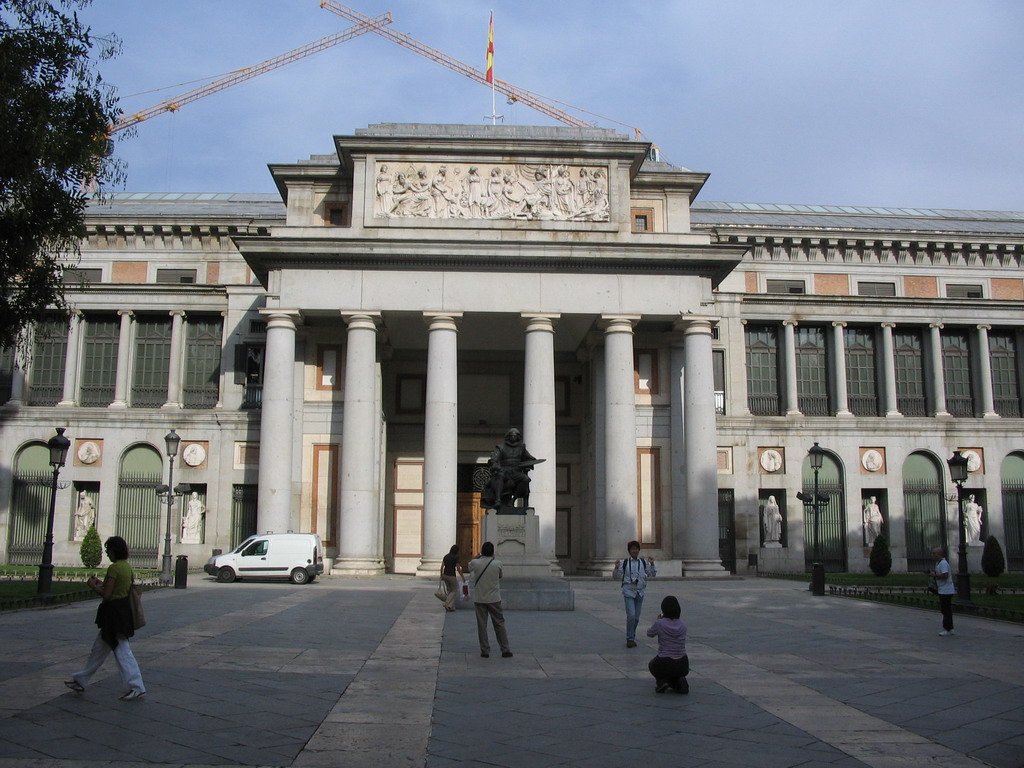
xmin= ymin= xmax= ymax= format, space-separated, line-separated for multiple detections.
xmin=81 ymin=1 xmax=1024 ymax=211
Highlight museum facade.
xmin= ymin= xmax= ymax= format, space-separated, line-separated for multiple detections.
xmin=1 ymin=123 xmax=1022 ymax=577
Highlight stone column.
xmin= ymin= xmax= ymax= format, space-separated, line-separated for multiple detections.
xmin=602 ymin=315 xmax=639 ymax=565
xmin=928 ymin=323 xmax=950 ymax=417
xmin=337 ymin=312 xmax=384 ymax=574
xmin=680 ymin=318 xmax=727 ymax=576
xmin=668 ymin=332 xmax=687 ymax=560
xmin=522 ymin=314 xmax=559 ymax=568
xmin=831 ymin=322 xmax=852 ymax=416
xmin=880 ymin=322 xmax=901 ymax=417
xmin=58 ymin=311 xmax=82 ymax=406
xmin=110 ymin=310 xmax=133 ymax=409
xmin=976 ymin=325 xmax=998 ymax=418
xmin=163 ymin=310 xmax=185 ymax=409
xmin=257 ymin=311 xmax=300 ymax=535
xmin=418 ymin=313 xmax=461 ymax=576
xmin=782 ymin=320 xmax=800 ymax=416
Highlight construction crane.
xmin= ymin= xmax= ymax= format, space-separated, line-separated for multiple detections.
xmin=319 ymin=1 xmax=593 ymax=129
xmin=110 ymin=12 xmax=393 ymax=133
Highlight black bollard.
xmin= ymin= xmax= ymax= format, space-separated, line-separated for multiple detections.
xmin=174 ymin=554 xmax=188 ymax=589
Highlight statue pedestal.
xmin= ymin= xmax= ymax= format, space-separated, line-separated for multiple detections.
xmin=478 ymin=509 xmax=574 ymax=610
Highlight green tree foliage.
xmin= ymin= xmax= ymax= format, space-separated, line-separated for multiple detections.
xmin=981 ymin=535 xmax=1006 ymax=578
xmin=0 ymin=0 xmax=124 ymax=351
xmin=79 ymin=523 xmax=101 ymax=568
xmin=869 ymin=533 xmax=892 ymax=577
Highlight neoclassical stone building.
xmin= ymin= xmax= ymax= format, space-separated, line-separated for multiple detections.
xmin=1 ymin=123 xmax=1022 ymax=576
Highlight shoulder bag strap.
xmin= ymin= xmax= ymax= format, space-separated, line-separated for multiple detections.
xmin=474 ymin=558 xmax=493 ymax=585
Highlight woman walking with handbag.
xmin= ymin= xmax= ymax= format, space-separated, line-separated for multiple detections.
xmin=439 ymin=544 xmax=464 ymax=612
xmin=64 ymin=536 xmax=147 ymax=700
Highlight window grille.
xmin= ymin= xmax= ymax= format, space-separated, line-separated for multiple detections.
xmin=857 ymin=281 xmax=896 ymax=297
xmin=893 ymin=329 xmax=927 ymax=416
xmin=155 ymin=268 xmax=197 ymax=284
xmin=183 ymin=317 xmax=222 ymax=408
xmin=796 ymin=326 xmax=829 ymax=416
xmin=941 ymin=329 xmax=974 ymax=417
xmin=765 ymin=279 xmax=805 ymax=294
xmin=131 ymin=317 xmax=171 ymax=407
xmin=990 ymin=331 xmax=1021 ymax=417
xmin=745 ymin=325 xmax=780 ymax=415
xmin=845 ymin=327 xmax=879 ymax=416
xmin=28 ymin=318 xmax=68 ymax=406
xmin=80 ymin=316 xmax=119 ymax=407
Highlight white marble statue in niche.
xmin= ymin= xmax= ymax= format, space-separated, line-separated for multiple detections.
xmin=374 ymin=162 xmax=610 ymax=222
xmin=762 ymin=495 xmax=783 ymax=548
xmin=963 ymin=495 xmax=984 ymax=546
xmin=863 ymin=496 xmax=884 ymax=546
xmin=73 ymin=491 xmax=95 ymax=540
xmin=181 ymin=492 xmax=206 ymax=544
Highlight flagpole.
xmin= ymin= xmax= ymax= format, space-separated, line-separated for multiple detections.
xmin=485 ymin=10 xmax=501 ymax=124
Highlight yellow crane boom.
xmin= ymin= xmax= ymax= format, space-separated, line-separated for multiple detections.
xmin=319 ymin=1 xmax=592 ymax=129
xmin=111 ymin=12 xmax=393 ymax=133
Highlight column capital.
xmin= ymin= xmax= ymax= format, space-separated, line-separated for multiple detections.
xmin=599 ymin=314 xmax=640 ymax=333
xmin=674 ymin=315 xmax=715 ymax=336
xmin=117 ymin=309 xmax=134 ymax=319
xmin=782 ymin=319 xmax=799 ymax=328
xmin=832 ymin=321 xmax=848 ymax=329
xmin=976 ymin=324 xmax=992 ymax=332
xmin=169 ymin=309 xmax=186 ymax=319
xmin=340 ymin=311 xmax=381 ymax=330
xmin=423 ymin=312 xmax=462 ymax=330
xmin=521 ymin=313 xmax=560 ymax=332
xmin=929 ymin=322 xmax=944 ymax=330
xmin=259 ymin=309 xmax=302 ymax=329
xmin=880 ymin=321 xmax=896 ymax=329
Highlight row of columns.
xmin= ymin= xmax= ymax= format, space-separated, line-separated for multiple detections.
xmin=256 ymin=310 xmax=725 ymax=576
xmin=775 ymin=321 xmax=998 ymax=418
xmin=9 ymin=309 xmax=209 ymax=410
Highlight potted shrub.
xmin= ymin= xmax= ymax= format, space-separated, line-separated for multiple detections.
xmin=869 ymin=533 xmax=892 ymax=577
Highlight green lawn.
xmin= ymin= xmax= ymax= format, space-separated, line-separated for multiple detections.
xmin=0 ymin=566 xmax=162 ymax=607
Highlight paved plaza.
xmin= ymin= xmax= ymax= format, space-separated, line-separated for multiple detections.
xmin=0 ymin=574 xmax=1021 ymax=768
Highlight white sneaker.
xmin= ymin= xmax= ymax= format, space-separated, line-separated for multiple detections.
xmin=119 ymin=690 xmax=146 ymax=701
xmin=938 ymin=630 xmax=951 ymax=636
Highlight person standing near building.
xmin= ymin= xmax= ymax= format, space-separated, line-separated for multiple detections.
xmin=64 ymin=536 xmax=146 ymax=700
xmin=930 ymin=546 xmax=955 ymax=636
xmin=439 ymin=544 xmax=463 ymax=612
xmin=468 ymin=542 xmax=512 ymax=658
xmin=614 ymin=540 xmax=656 ymax=648
xmin=646 ymin=595 xmax=689 ymax=694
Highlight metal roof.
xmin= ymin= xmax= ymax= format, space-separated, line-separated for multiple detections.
xmin=691 ymin=201 xmax=1024 ymax=236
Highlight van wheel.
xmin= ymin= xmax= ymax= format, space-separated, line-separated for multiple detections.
xmin=217 ymin=566 xmax=236 ymax=584
xmin=290 ymin=568 xmax=310 ymax=585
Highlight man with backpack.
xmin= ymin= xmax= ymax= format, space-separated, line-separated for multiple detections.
xmin=613 ymin=540 xmax=656 ymax=647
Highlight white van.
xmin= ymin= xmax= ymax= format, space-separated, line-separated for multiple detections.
xmin=204 ymin=533 xmax=324 ymax=584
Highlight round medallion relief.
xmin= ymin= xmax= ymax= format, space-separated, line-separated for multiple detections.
xmin=759 ymin=449 xmax=783 ymax=473
xmin=861 ymin=449 xmax=884 ymax=472
xmin=77 ymin=441 xmax=100 ymax=465
xmin=962 ymin=450 xmax=982 ymax=473
xmin=183 ymin=443 xmax=207 ymax=467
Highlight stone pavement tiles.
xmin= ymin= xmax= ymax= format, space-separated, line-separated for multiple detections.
xmin=428 ymin=579 xmax=1024 ymax=768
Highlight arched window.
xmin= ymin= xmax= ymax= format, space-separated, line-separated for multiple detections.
xmin=1001 ymin=452 xmax=1024 ymax=571
xmin=801 ymin=449 xmax=846 ymax=572
xmin=7 ymin=443 xmax=51 ymax=564
xmin=116 ymin=444 xmax=163 ymax=569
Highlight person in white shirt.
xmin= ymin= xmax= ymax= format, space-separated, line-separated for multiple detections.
xmin=930 ymin=546 xmax=955 ymax=636
xmin=613 ymin=540 xmax=656 ymax=648
xmin=468 ymin=542 xmax=512 ymax=658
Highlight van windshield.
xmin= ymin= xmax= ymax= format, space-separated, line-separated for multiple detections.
xmin=231 ymin=537 xmax=256 ymax=554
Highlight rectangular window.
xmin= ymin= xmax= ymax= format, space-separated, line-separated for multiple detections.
xmin=766 ymin=279 xmax=805 ymax=294
xmin=184 ymin=317 xmax=222 ymax=408
xmin=0 ymin=345 xmax=14 ymax=404
xmin=634 ymin=349 xmax=659 ymax=394
xmin=942 ymin=329 xmax=974 ymax=417
xmin=80 ymin=315 xmax=119 ymax=407
xmin=155 ymin=268 xmax=197 ymax=284
xmin=857 ymin=281 xmax=896 ymax=297
xmin=234 ymin=343 xmax=264 ymax=410
xmin=845 ymin=326 xmax=879 ymax=416
xmin=894 ymin=329 xmax=926 ymax=416
xmin=990 ymin=330 xmax=1021 ymax=417
xmin=745 ymin=324 xmax=780 ymax=415
xmin=795 ymin=325 xmax=829 ymax=416
xmin=946 ymin=284 xmax=983 ymax=299
xmin=325 ymin=204 xmax=350 ymax=226
xmin=28 ymin=317 xmax=68 ymax=406
xmin=316 ymin=345 xmax=343 ymax=391
xmin=637 ymin=447 xmax=662 ymax=547
xmin=62 ymin=268 xmax=102 ymax=285
xmin=713 ymin=349 xmax=726 ymax=415
xmin=631 ymin=208 xmax=654 ymax=233
xmin=131 ymin=316 xmax=171 ymax=407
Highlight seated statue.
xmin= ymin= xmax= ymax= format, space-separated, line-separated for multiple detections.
xmin=481 ymin=428 xmax=544 ymax=513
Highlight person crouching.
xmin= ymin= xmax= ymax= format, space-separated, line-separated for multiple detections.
xmin=646 ymin=595 xmax=689 ymax=694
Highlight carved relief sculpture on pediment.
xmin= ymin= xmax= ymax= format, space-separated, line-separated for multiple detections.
xmin=373 ymin=161 xmax=610 ymax=222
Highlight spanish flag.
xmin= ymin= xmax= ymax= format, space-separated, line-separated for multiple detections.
xmin=485 ymin=12 xmax=494 ymax=83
